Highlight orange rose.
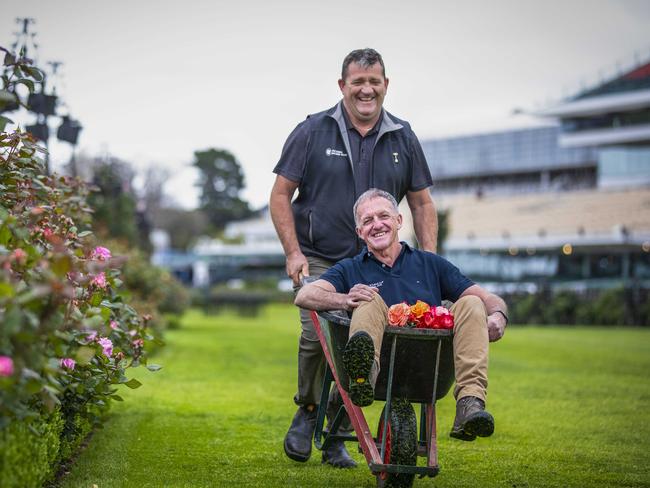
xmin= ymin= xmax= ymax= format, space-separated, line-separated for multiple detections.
xmin=387 ymin=302 xmax=410 ymax=326
xmin=409 ymin=300 xmax=430 ymax=320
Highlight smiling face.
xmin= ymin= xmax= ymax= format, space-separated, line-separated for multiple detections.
xmin=355 ymin=196 xmax=402 ymax=253
xmin=338 ymin=62 xmax=388 ymax=128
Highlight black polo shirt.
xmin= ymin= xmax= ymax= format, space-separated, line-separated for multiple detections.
xmin=320 ymin=243 xmax=474 ymax=307
xmin=341 ymin=108 xmax=380 ymax=196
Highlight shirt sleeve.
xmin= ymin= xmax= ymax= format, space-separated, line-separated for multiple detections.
xmin=436 ymin=256 xmax=474 ymax=302
xmin=273 ymin=120 xmax=310 ymax=183
xmin=319 ymin=260 xmax=351 ymax=294
xmin=408 ymin=129 xmax=433 ymax=192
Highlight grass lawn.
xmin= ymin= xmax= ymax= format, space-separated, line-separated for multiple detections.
xmin=60 ymin=305 xmax=650 ymax=488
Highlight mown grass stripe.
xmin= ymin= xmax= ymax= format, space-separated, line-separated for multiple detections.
xmin=61 ymin=307 xmax=650 ymax=488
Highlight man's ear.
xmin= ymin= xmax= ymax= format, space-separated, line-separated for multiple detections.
xmin=338 ymin=78 xmax=345 ymax=92
xmin=355 ymin=226 xmax=363 ymax=238
xmin=396 ymin=213 xmax=402 ymax=229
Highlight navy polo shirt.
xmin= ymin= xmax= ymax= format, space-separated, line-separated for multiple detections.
xmin=320 ymin=243 xmax=474 ymax=307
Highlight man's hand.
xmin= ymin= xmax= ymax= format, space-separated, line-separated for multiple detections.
xmin=287 ymin=251 xmax=309 ymax=286
xmin=487 ymin=312 xmax=507 ymax=342
xmin=345 ymin=284 xmax=379 ymax=310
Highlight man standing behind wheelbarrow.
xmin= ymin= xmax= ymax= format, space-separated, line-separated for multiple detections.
xmin=295 ymin=188 xmax=508 ymax=441
xmin=270 ymin=48 xmax=438 ymax=467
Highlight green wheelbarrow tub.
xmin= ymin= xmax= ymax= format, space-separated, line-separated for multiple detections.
xmin=317 ymin=310 xmax=455 ymax=404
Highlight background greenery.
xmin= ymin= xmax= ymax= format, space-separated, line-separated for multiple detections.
xmin=60 ymin=305 xmax=650 ymax=488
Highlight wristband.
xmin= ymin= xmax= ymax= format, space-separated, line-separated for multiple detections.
xmin=494 ymin=310 xmax=509 ymax=324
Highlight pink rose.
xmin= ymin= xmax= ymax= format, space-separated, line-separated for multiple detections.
xmin=60 ymin=358 xmax=76 ymax=370
xmin=132 ymin=339 xmax=144 ymax=348
xmin=0 ymin=356 xmax=14 ymax=377
xmin=110 ymin=321 xmax=119 ymax=330
xmin=11 ymin=248 xmax=27 ymax=264
xmin=91 ymin=272 xmax=108 ymax=288
xmin=98 ymin=337 xmax=113 ymax=357
xmin=91 ymin=246 xmax=112 ymax=261
xmin=387 ymin=303 xmax=410 ymax=326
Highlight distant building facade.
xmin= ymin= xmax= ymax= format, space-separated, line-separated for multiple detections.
xmin=419 ymin=58 xmax=650 ymax=292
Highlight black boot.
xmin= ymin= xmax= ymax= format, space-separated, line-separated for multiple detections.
xmin=284 ymin=405 xmax=317 ymax=462
xmin=322 ymin=439 xmax=357 ymax=468
xmin=342 ymin=332 xmax=375 ymax=407
xmin=450 ymin=396 xmax=494 ymax=441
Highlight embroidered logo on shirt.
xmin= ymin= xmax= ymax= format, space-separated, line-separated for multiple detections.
xmin=326 ymin=147 xmax=347 ymax=157
xmin=368 ymin=281 xmax=384 ymax=288
xmin=392 ymin=152 xmax=399 ymax=164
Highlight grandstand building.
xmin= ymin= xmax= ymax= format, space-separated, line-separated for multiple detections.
xmin=420 ymin=58 xmax=650 ymax=292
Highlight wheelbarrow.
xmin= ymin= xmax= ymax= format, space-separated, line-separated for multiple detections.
xmin=310 ymin=309 xmax=455 ymax=488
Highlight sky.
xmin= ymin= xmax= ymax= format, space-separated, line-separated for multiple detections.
xmin=1 ymin=0 xmax=650 ymax=209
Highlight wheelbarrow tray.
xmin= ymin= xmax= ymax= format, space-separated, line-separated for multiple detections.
xmin=318 ymin=310 xmax=455 ymax=403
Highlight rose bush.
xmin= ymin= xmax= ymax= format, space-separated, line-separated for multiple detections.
xmin=1 ymin=49 xmax=164 ymax=486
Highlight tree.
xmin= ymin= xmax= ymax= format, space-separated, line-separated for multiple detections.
xmin=87 ymin=156 xmax=152 ymax=254
xmin=193 ymin=148 xmax=251 ymax=231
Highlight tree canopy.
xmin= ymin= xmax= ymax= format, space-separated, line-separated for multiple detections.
xmin=193 ymin=148 xmax=251 ymax=231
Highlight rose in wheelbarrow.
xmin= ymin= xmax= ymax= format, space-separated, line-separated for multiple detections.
xmin=387 ymin=300 xmax=454 ymax=329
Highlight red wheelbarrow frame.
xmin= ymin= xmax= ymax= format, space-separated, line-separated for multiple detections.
xmin=310 ymin=310 xmax=453 ymax=479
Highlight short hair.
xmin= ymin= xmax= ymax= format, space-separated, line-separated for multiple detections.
xmin=341 ymin=48 xmax=386 ymax=80
xmin=353 ymin=188 xmax=399 ymax=227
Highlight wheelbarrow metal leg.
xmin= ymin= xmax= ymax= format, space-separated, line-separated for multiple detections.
xmin=380 ymin=334 xmax=398 ymax=461
xmin=426 ymin=339 xmax=443 ymax=469
xmin=310 ymin=311 xmax=384 ymax=467
xmin=314 ymin=366 xmax=333 ymax=450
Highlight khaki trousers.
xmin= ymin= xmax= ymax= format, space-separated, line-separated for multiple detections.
xmin=349 ymin=293 xmax=489 ymax=402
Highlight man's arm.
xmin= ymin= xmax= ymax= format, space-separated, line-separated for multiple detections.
xmin=460 ymin=284 xmax=508 ymax=342
xmin=269 ymin=174 xmax=308 ymax=285
xmin=406 ymin=188 xmax=438 ymax=253
xmin=295 ymin=279 xmax=378 ymax=312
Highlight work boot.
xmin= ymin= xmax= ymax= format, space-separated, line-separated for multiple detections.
xmin=450 ymin=396 xmax=494 ymax=441
xmin=284 ymin=405 xmax=317 ymax=462
xmin=322 ymin=439 xmax=357 ymax=468
xmin=342 ymin=332 xmax=375 ymax=407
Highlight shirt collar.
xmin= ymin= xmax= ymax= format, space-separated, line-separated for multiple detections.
xmin=341 ymin=103 xmax=383 ymax=135
xmin=362 ymin=241 xmax=413 ymax=261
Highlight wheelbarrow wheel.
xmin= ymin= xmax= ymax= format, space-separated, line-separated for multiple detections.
xmin=376 ymin=398 xmax=417 ymax=488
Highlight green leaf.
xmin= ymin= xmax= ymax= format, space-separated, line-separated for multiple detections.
xmin=0 ymin=282 xmax=15 ymax=298
xmin=15 ymin=78 xmax=35 ymax=93
xmin=0 ymin=91 xmax=16 ymax=103
xmin=51 ymin=254 xmax=72 ymax=277
xmin=3 ymin=51 xmax=16 ymax=66
xmin=146 ymin=364 xmax=162 ymax=372
xmin=123 ymin=378 xmax=142 ymax=389
xmin=0 ymin=115 xmax=12 ymax=133
xmin=110 ymin=394 xmax=124 ymax=402
xmin=90 ymin=292 xmax=103 ymax=307
xmin=76 ymin=346 xmax=96 ymax=365
xmin=77 ymin=230 xmax=93 ymax=238
xmin=22 ymin=65 xmax=44 ymax=82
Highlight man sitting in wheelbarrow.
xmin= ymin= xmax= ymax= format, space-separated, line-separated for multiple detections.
xmin=295 ymin=188 xmax=508 ymax=441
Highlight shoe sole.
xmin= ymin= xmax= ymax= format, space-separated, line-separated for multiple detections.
xmin=464 ymin=411 xmax=494 ymax=437
xmin=450 ymin=411 xmax=494 ymax=441
xmin=342 ymin=333 xmax=375 ymax=407
xmin=449 ymin=428 xmax=476 ymax=441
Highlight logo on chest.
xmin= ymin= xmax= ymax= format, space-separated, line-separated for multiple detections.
xmin=326 ymin=147 xmax=348 ymax=157
xmin=368 ymin=281 xmax=384 ymax=289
